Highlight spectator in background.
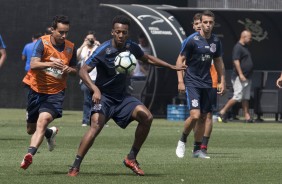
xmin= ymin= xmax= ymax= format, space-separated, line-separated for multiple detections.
xmin=22 ymin=33 xmax=43 ymax=72
xmin=218 ymin=30 xmax=254 ymax=123
xmin=0 ymin=34 xmax=7 ymax=69
xmin=77 ymin=31 xmax=100 ymax=126
xmin=131 ymin=33 xmax=151 ymax=79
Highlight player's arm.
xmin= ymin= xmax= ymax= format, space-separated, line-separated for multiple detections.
xmin=213 ymin=56 xmax=226 ymax=95
xmin=79 ymin=63 xmax=101 ymax=104
xmin=139 ymin=54 xmax=186 ymax=71
xmin=30 ymin=39 xmax=64 ymax=71
xmin=63 ymin=47 xmax=78 ymax=75
xmin=0 ymin=48 xmax=7 ymax=68
xmin=176 ymin=54 xmax=186 ymax=93
xmin=276 ymin=72 xmax=282 ymax=88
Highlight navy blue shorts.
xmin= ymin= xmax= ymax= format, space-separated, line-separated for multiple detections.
xmin=185 ymin=87 xmax=214 ymax=113
xmin=26 ymin=88 xmax=65 ymax=123
xmin=91 ymin=95 xmax=143 ymax=129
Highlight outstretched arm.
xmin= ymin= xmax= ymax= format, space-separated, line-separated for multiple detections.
xmin=139 ymin=54 xmax=186 ymax=71
xmin=276 ymin=72 xmax=282 ymax=88
xmin=0 ymin=48 xmax=7 ymax=68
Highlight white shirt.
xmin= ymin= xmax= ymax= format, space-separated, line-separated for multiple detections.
xmin=78 ymin=45 xmax=98 ymax=83
xmin=132 ymin=44 xmax=151 ymax=77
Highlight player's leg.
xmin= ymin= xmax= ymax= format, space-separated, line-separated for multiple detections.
xmin=176 ymin=87 xmax=201 ymax=158
xmin=193 ymin=114 xmax=205 ymax=152
xmin=21 ymin=91 xmax=61 ymax=170
xmin=128 ymin=105 xmax=153 ymax=160
xmin=68 ymin=112 xmax=106 ymax=176
xmin=201 ymin=112 xmax=213 ymax=151
xmin=201 ymin=87 xmax=216 ymax=152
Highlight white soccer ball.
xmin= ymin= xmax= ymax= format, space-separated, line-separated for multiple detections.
xmin=114 ymin=51 xmax=137 ymax=74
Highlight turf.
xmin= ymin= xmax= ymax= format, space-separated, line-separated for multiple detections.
xmin=0 ymin=108 xmax=281 ymax=184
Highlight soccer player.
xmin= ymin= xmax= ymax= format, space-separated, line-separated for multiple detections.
xmin=175 ymin=10 xmax=226 ymax=159
xmin=68 ymin=15 xmax=186 ymax=177
xmin=20 ymin=15 xmax=77 ymax=170
xmin=191 ymin=13 xmax=219 ymax=158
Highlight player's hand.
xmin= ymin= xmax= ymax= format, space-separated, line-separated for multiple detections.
xmin=217 ymin=82 xmax=225 ymax=95
xmin=50 ymin=57 xmax=64 ymax=70
xmin=178 ymin=82 xmax=185 ymax=94
xmin=92 ymin=88 xmax=101 ymax=104
xmin=276 ymin=78 xmax=282 ymax=88
xmin=172 ymin=64 xmax=187 ymax=71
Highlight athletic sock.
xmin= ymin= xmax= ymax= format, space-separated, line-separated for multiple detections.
xmin=72 ymin=155 xmax=83 ymax=168
xmin=193 ymin=142 xmax=201 ymax=152
xmin=28 ymin=146 xmax=37 ymax=155
xmin=201 ymin=136 xmax=210 ymax=150
xmin=44 ymin=128 xmax=53 ymax=139
xmin=180 ymin=133 xmax=188 ymax=143
xmin=127 ymin=147 xmax=140 ymax=160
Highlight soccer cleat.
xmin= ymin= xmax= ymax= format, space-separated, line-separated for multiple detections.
xmin=68 ymin=167 xmax=80 ymax=177
xmin=176 ymin=140 xmax=186 ymax=158
xmin=217 ymin=113 xmax=227 ymax=123
xmin=123 ymin=157 xmax=144 ymax=176
xmin=46 ymin=126 xmax=58 ymax=151
xmin=192 ymin=150 xmax=210 ymax=159
xmin=20 ymin=153 xmax=33 ymax=170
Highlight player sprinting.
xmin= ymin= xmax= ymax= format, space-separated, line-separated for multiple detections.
xmin=68 ymin=15 xmax=186 ymax=177
xmin=175 ymin=10 xmax=226 ymax=159
xmin=20 ymin=15 xmax=77 ymax=170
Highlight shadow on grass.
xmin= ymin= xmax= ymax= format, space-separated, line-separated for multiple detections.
xmin=36 ymin=170 xmax=165 ymax=177
xmin=209 ymin=152 xmax=240 ymax=158
xmin=0 ymin=138 xmax=26 ymax=141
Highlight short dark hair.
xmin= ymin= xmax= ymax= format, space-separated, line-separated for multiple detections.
xmin=112 ymin=15 xmax=131 ymax=28
xmin=201 ymin=10 xmax=215 ymax=21
xmin=138 ymin=32 xmax=146 ymax=39
xmin=32 ymin=33 xmax=43 ymax=39
xmin=51 ymin=15 xmax=70 ymax=29
xmin=87 ymin=30 xmax=96 ymax=36
xmin=192 ymin=13 xmax=202 ymax=24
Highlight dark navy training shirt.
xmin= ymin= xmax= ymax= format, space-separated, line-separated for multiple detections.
xmin=85 ymin=39 xmax=144 ymax=101
xmin=180 ymin=32 xmax=222 ymax=88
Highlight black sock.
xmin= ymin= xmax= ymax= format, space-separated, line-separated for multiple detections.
xmin=180 ymin=133 xmax=188 ymax=143
xmin=193 ymin=142 xmax=201 ymax=152
xmin=44 ymin=128 xmax=53 ymax=139
xmin=72 ymin=155 xmax=83 ymax=168
xmin=127 ymin=147 xmax=140 ymax=160
xmin=202 ymin=136 xmax=210 ymax=147
xmin=201 ymin=136 xmax=210 ymax=149
xmin=28 ymin=146 xmax=37 ymax=155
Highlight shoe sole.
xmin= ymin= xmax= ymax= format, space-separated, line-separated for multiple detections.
xmin=48 ymin=127 xmax=58 ymax=151
xmin=20 ymin=154 xmax=32 ymax=170
xmin=123 ymin=160 xmax=144 ymax=176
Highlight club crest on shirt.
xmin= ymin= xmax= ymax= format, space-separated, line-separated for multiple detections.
xmin=125 ymin=43 xmax=131 ymax=49
xmin=44 ymin=41 xmax=49 ymax=45
xmin=193 ymin=36 xmax=200 ymax=40
xmin=66 ymin=47 xmax=72 ymax=54
xmin=106 ymin=47 xmax=112 ymax=55
xmin=92 ymin=104 xmax=102 ymax=111
xmin=210 ymin=43 xmax=216 ymax=53
xmin=191 ymin=99 xmax=199 ymax=107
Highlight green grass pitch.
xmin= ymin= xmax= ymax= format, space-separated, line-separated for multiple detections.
xmin=0 ymin=108 xmax=282 ymax=184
